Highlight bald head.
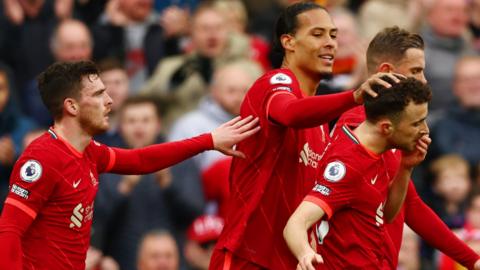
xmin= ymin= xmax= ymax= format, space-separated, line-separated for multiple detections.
xmin=51 ymin=19 xmax=92 ymax=62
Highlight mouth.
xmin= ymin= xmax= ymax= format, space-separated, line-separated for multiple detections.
xmin=318 ymin=54 xmax=334 ymax=65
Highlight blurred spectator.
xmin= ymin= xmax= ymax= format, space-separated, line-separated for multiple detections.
xmin=92 ymin=0 xmax=186 ymax=91
xmin=213 ymin=0 xmax=271 ymax=70
xmin=141 ymin=2 xmax=249 ymax=128
xmin=0 ymin=0 xmax=73 ymax=88
xmin=91 ymin=96 xmax=197 ymax=270
xmin=397 ymin=225 xmax=421 ymax=270
xmin=429 ymin=154 xmax=472 ymax=229
xmin=184 ymin=215 xmax=224 ymax=270
xmin=323 ymin=7 xmax=367 ymax=92
xmin=168 ymin=60 xmax=262 ymax=217
xmin=421 ymin=0 xmax=474 ymax=113
xmin=22 ymin=19 xmax=93 ymax=127
xmin=429 ymin=56 xmax=480 ymax=166
xmin=94 ymin=58 xmax=130 ymax=147
xmin=358 ymin=0 xmax=426 ymax=41
xmin=438 ymin=192 xmax=480 ymax=269
xmin=0 ymin=64 xmax=36 ymax=210
xmin=21 ymin=128 xmax=45 ymax=150
xmin=137 ymin=230 xmax=180 ymax=270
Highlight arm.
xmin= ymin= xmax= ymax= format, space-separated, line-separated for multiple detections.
xmin=268 ymin=91 xmax=356 ymax=128
xmin=283 ymin=201 xmax=325 ymax=270
xmin=405 ymin=189 xmax=480 ymax=270
xmin=385 ymin=135 xmax=430 ymax=222
xmin=0 ymin=204 xmax=35 ymax=270
xmin=109 ymin=116 xmax=259 ymax=174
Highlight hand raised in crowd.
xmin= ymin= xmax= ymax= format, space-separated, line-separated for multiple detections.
xmin=4 ymin=0 xmax=24 ymax=25
xmin=0 ymin=136 xmax=15 ymax=165
xmin=353 ymin=72 xmax=405 ymax=104
xmin=54 ymin=0 xmax=73 ymax=20
xmin=105 ymin=0 xmax=130 ymax=26
xmin=159 ymin=5 xmax=190 ymax=37
xmin=211 ymin=115 xmax=260 ymax=159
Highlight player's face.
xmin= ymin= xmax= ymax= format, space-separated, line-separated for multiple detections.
xmin=393 ymin=48 xmax=427 ymax=84
xmin=290 ymin=9 xmax=338 ymax=75
xmin=77 ymin=75 xmax=113 ymax=135
xmin=390 ymin=101 xmax=429 ymax=152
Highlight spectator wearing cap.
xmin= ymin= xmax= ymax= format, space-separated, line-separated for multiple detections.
xmin=184 ymin=215 xmax=224 ymax=270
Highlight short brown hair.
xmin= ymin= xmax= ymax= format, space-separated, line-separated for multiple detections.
xmin=364 ymin=76 xmax=432 ymax=123
xmin=38 ymin=61 xmax=99 ymax=120
xmin=97 ymin=58 xmax=125 ymax=74
xmin=366 ymin=27 xmax=424 ymax=73
xmin=430 ymin=154 xmax=470 ymax=178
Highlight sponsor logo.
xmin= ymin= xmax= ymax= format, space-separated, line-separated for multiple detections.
xmin=375 ymin=202 xmax=384 ymax=227
xmin=272 ymin=86 xmax=292 ymax=92
xmin=20 ymin=160 xmax=42 ymax=183
xmin=299 ymin=143 xmax=323 ymax=168
xmin=11 ymin=184 xmax=29 ymax=199
xmin=73 ymin=179 xmax=81 ymax=189
xmin=270 ymin=73 xmax=292 ymax=84
xmin=312 ymin=184 xmax=331 ymax=196
xmin=323 ymin=161 xmax=346 ymax=182
xmin=69 ymin=202 xmax=94 ymax=229
xmin=370 ymin=174 xmax=378 ymax=185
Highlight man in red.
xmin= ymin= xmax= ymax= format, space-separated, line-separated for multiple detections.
xmin=333 ymin=27 xmax=480 ymax=269
xmin=284 ymin=77 xmax=431 ymax=269
xmin=0 ymin=61 xmax=260 ymax=270
xmin=211 ymin=2 xmax=399 ymax=269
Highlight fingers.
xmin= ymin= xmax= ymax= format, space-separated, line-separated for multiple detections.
xmin=231 ymin=115 xmax=255 ymax=129
xmin=221 ymin=115 xmax=243 ymax=127
xmin=235 ymin=117 xmax=259 ymax=133
xmin=224 ymin=149 xmax=246 ymax=159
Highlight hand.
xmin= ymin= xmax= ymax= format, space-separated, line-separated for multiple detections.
xmin=85 ymin=247 xmax=103 ymax=270
xmin=54 ymin=0 xmax=73 ymax=20
xmin=105 ymin=0 xmax=130 ymax=26
xmin=155 ymin=168 xmax=172 ymax=189
xmin=400 ymin=134 xmax=431 ymax=169
xmin=353 ymin=72 xmax=404 ymax=104
xmin=118 ymin=175 xmax=142 ymax=195
xmin=297 ymin=251 xmax=324 ymax=270
xmin=4 ymin=0 xmax=24 ymax=25
xmin=159 ymin=5 xmax=190 ymax=37
xmin=211 ymin=115 xmax=260 ymax=158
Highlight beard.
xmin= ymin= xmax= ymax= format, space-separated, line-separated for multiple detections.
xmin=79 ymin=110 xmax=109 ymax=136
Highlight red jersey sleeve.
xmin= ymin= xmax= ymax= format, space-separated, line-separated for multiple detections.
xmin=4 ymin=153 xmax=58 ymax=220
xmin=404 ymin=184 xmax=480 ymax=269
xmin=304 ymin=160 xmax=360 ymax=218
xmin=88 ymin=140 xmax=115 ymax=173
xmin=267 ymin=91 xmax=356 ymax=128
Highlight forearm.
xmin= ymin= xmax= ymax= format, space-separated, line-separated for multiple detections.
xmin=406 ymin=202 xmax=479 ymax=269
xmin=109 ymin=133 xmax=213 ymax=174
xmin=283 ymin=216 xmax=316 ymax=261
xmin=269 ymin=91 xmax=356 ymax=128
xmin=385 ymin=166 xmax=412 ymax=223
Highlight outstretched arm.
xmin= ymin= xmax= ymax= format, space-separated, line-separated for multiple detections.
xmin=108 ymin=116 xmax=259 ymax=175
xmin=284 ymin=201 xmax=325 ymax=270
xmin=268 ymin=72 xmax=400 ymax=128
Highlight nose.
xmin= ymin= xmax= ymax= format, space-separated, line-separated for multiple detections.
xmin=419 ymin=73 xmax=427 ymax=84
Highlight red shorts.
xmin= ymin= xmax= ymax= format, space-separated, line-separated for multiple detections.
xmin=209 ymin=249 xmax=266 ymax=270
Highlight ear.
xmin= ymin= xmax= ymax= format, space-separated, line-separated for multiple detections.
xmin=64 ymin=98 xmax=79 ymax=116
xmin=378 ymin=119 xmax=394 ymax=136
xmin=280 ymin=34 xmax=295 ymax=52
xmin=378 ymin=63 xmax=394 ymax=73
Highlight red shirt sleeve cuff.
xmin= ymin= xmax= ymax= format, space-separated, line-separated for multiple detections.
xmin=305 ymin=195 xmax=333 ymax=219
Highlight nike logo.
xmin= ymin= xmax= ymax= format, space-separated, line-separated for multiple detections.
xmin=73 ymin=179 xmax=81 ymax=188
xmin=370 ymin=175 xmax=378 ymax=185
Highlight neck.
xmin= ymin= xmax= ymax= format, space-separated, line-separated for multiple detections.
xmin=281 ymin=60 xmax=320 ymax=97
xmin=53 ymin=118 xmax=91 ymax=153
xmin=353 ymin=121 xmax=389 ymax=155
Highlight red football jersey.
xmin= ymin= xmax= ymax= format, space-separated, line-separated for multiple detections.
xmin=4 ymin=128 xmax=113 ymax=270
xmin=215 ymin=69 xmax=329 ymax=269
xmin=306 ymin=125 xmax=398 ymax=269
